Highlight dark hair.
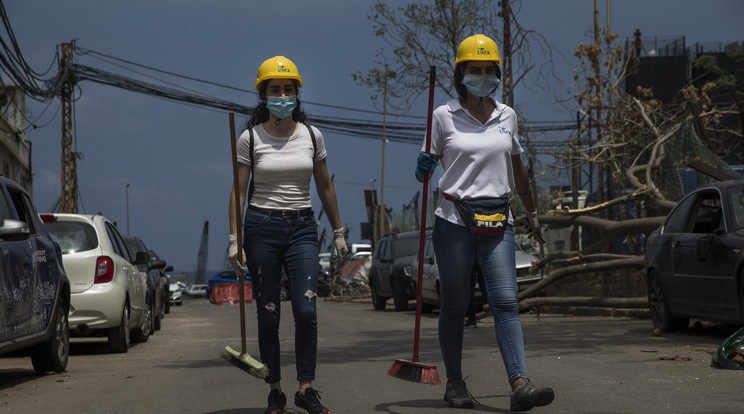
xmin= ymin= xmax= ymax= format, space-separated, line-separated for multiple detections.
xmin=246 ymin=79 xmax=307 ymax=128
xmin=453 ymin=61 xmax=502 ymax=99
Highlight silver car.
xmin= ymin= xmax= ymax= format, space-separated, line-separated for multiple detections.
xmin=411 ymin=235 xmax=544 ymax=312
xmin=43 ymin=214 xmax=152 ymax=353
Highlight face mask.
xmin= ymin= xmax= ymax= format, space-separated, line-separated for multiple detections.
xmin=266 ymin=95 xmax=297 ymax=119
xmin=462 ymin=74 xmax=500 ymax=98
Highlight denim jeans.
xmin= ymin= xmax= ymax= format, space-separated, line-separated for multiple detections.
xmin=432 ymin=216 xmax=527 ymax=383
xmin=242 ymin=207 xmax=320 ymax=384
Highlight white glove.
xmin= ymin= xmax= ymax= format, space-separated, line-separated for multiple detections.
xmin=335 ymin=237 xmax=348 ymax=258
xmin=228 ymin=240 xmax=246 ymax=274
xmin=525 ymin=211 xmax=543 ymax=243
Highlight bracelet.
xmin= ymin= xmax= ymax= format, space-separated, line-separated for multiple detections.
xmin=229 ymin=234 xmax=238 ymax=244
xmin=333 ymin=227 xmax=345 ymax=239
xmin=516 ymin=189 xmax=532 ymax=196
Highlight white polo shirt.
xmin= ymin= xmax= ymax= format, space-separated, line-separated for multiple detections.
xmin=421 ymin=98 xmax=523 ymax=226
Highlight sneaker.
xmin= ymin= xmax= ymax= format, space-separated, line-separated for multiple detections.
xmin=265 ymin=389 xmax=287 ymax=414
xmin=443 ymin=379 xmax=475 ymax=408
xmin=509 ymin=379 xmax=554 ymax=412
xmin=294 ymin=387 xmax=329 ymax=414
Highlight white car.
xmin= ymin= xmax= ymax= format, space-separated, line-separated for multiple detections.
xmin=167 ymin=276 xmax=183 ymax=305
xmin=43 ymin=213 xmax=152 ymax=353
xmin=185 ymin=284 xmax=208 ymax=298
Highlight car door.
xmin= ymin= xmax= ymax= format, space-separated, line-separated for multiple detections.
xmin=0 ymin=184 xmax=35 ymax=341
xmin=669 ymin=190 xmax=736 ymax=316
xmin=104 ymin=221 xmax=146 ymax=323
xmin=376 ymin=239 xmax=394 ymax=296
xmin=420 ymin=237 xmax=439 ymax=302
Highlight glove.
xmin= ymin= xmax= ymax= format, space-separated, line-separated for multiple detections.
xmin=525 ymin=211 xmax=544 ymax=244
xmin=335 ymin=236 xmax=348 ymax=258
xmin=415 ymin=152 xmax=438 ymax=178
xmin=228 ymin=241 xmax=246 ymax=274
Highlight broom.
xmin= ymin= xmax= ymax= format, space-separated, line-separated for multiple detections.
xmin=387 ymin=67 xmax=442 ymax=385
xmin=221 ymin=111 xmax=269 ymax=379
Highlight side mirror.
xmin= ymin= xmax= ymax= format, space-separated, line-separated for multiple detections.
xmin=150 ymin=259 xmax=167 ymax=270
xmin=697 ymin=234 xmax=715 ymax=261
xmin=165 ymin=265 xmax=174 ymax=272
xmin=0 ymin=219 xmax=30 ymax=242
xmin=134 ymin=251 xmax=150 ymax=265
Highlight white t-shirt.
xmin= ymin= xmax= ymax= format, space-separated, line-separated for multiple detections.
xmin=422 ymin=98 xmax=523 ymax=226
xmin=237 ymin=123 xmax=326 ymax=210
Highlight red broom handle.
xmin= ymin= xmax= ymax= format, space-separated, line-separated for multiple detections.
xmin=413 ymin=66 xmax=436 ymax=362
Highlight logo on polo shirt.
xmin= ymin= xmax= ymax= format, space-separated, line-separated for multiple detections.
xmin=498 ymin=126 xmax=513 ymax=137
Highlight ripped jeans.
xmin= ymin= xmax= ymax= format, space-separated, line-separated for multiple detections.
xmin=243 ymin=206 xmax=320 ymax=384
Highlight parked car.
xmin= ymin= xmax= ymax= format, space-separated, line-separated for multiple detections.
xmin=642 ymin=180 xmax=744 ymax=331
xmin=166 ymin=275 xmax=182 ymax=306
xmin=368 ymin=230 xmax=429 ymax=311
xmin=149 ymin=249 xmax=173 ymax=314
xmin=411 ymin=234 xmax=542 ymax=313
xmin=206 ymin=269 xmax=251 ymax=302
xmin=42 ymin=213 xmax=152 ymax=353
xmin=123 ymin=236 xmax=167 ymax=331
xmin=319 ymin=252 xmax=332 ymax=272
xmin=185 ymin=284 xmax=208 ymax=297
xmin=0 ymin=176 xmax=71 ymax=374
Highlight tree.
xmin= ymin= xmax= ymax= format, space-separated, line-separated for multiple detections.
xmin=353 ymin=0 xmax=556 ymax=112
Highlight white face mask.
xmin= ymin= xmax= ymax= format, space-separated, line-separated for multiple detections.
xmin=462 ymin=74 xmax=500 ymax=97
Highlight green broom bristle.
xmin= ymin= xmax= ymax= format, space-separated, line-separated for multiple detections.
xmin=387 ymin=358 xmax=442 ymax=385
xmin=221 ymin=346 xmax=269 ymax=379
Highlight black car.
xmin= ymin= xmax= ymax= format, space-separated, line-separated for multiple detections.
xmin=123 ymin=236 xmax=167 ymax=331
xmin=368 ymin=230 xmax=429 ymax=311
xmin=642 ymin=180 xmax=744 ymax=331
xmin=149 ymin=249 xmax=173 ymax=314
xmin=0 ymin=175 xmax=71 ymax=374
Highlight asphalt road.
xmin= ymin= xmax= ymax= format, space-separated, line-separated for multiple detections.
xmin=2 ymin=295 xmax=744 ymax=413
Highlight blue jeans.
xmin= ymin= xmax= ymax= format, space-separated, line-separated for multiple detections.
xmin=433 ymin=216 xmax=527 ymax=383
xmin=242 ymin=207 xmax=320 ymax=384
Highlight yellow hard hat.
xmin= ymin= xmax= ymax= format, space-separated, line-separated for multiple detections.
xmin=254 ymin=56 xmax=303 ymax=91
xmin=454 ymin=34 xmax=502 ymax=66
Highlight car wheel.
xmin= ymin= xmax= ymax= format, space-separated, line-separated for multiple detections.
xmin=31 ymin=301 xmax=69 ymax=374
xmin=131 ymin=297 xmax=153 ymax=343
xmin=421 ymin=301 xmax=434 ymax=314
xmin=369 ymin=279 xmax=386 ymax=311
xmin=154 ymin=311 xmax=161 ymax=331
xmin=392 ymin=279 xmax=409 ymax=312
xmin=108 ymin=305 xmax=130 ymax=353
xmin=647 ymin=270 xmax=689 ymax=332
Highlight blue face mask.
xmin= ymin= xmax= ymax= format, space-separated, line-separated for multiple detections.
xmin=266 ymin=96 xmax=297 ymax=119
xmin=462 ymin=74 xmax=500 ymax=98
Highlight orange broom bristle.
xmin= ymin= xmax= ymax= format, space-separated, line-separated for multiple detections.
xmin=387 ymin=359 xmax=442 ymax=385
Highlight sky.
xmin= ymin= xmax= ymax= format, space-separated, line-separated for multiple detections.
xmin=4 ymin=0 xmax=743 ymax=275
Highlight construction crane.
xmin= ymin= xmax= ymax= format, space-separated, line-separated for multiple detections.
xmin=60 ymin=42 xmax=78 ymax=213
xmin=195 ymin=221 xmax=209 ymax=284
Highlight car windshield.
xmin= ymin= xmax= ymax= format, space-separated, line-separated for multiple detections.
xmin=394 ymin=237 xmax=419 ymax=258
xmin=46 ymin=221 xmax=98 ymax=254
xmin=729 ymin=184 xmax=744 ymax=230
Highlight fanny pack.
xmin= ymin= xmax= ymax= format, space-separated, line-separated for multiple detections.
xmin=444 ymin=193 xmax=510 ymax=236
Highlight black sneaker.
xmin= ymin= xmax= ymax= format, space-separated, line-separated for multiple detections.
xmin=265 ymin=389 xmax=286 ymax=414
xmin=509 ymin=379 xmax=554 ymax=412
xmin=294 ymin=387 xmax=329 ymax=414
xmin=443 ymin=379 xmax=475 ymax=408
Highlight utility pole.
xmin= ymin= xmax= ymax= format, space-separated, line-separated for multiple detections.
xmin=379 ymin=64 xmax=388 ymax=238
xmin=60 ymin=42 xmax=78 ymax=213
xmin=500 ymin=0 xmax=513 ymax=107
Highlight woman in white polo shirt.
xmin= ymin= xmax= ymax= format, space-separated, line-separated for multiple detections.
xmin=228 ymin=56 xmax=345 ymax=414
xmin=415 ymin=35 xmax=554 ymax=412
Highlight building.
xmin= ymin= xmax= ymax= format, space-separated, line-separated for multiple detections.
xmin=0 ymin=83 xmax=32 ymax=195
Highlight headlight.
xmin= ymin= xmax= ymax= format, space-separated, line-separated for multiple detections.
xmin=403 ymin=266 xmax=412 ymax=277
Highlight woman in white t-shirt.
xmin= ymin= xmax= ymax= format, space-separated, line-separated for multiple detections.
xmin=415 ymin=35 xmax=554 ymax=412
xmin=228 ymin=56 xmax=345 ymax=414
